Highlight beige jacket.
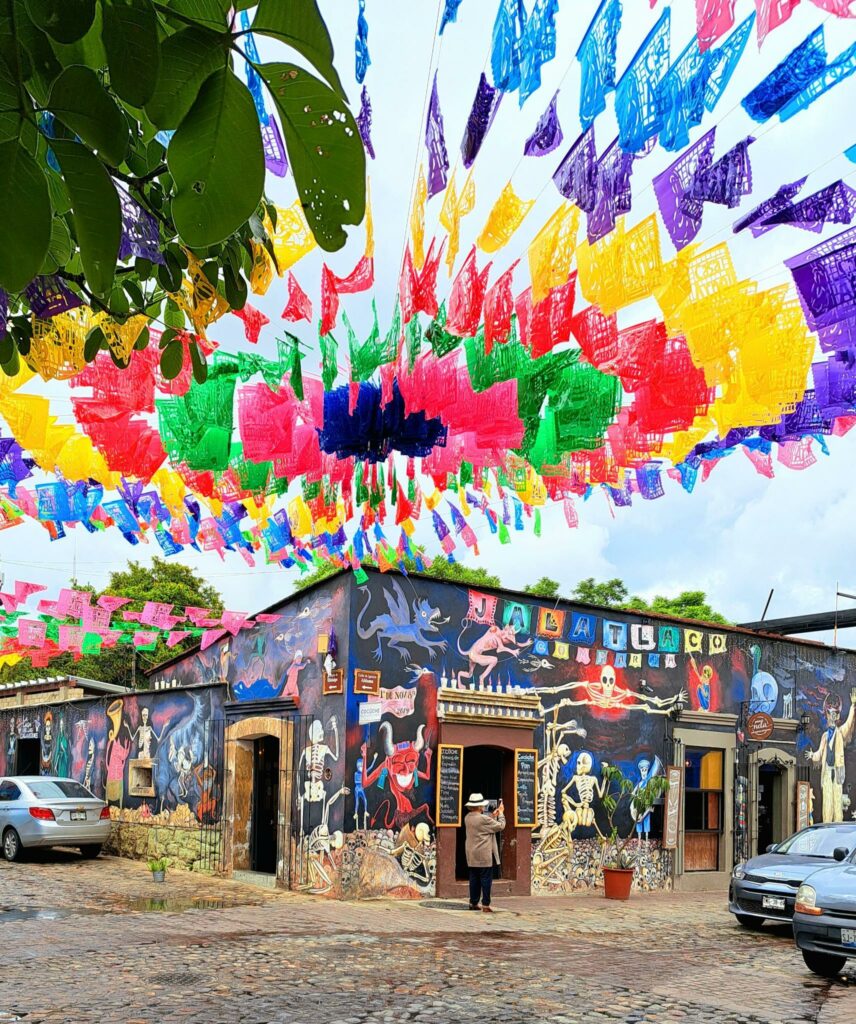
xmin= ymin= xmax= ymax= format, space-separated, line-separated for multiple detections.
xmin=465 ymin=810 xmax=505 ymax=868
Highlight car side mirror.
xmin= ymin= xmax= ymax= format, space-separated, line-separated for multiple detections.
xmin=833 ymin=847 xmax=849 ymax=862
xmin=766 ymin=844 xmax=778 ymax=853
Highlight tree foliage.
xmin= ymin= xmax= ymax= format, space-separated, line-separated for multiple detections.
xmin=571 ymin=577 xmax=630 ymax=607
xmin=523 ymin=576 xmax=560 ymax=599
xmin=572 ymin=577 xmax=729 ymax=624
xmin=623 ymin=590 xmax=730 ymax=625
xmin=0 ymin=0 xmax=365 ymax=382
xmin=0 ymin=557 xmax=222 ymax=687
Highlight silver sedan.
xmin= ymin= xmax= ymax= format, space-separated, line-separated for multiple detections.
xmin=0 ymin=776 xmax=112 ymax=861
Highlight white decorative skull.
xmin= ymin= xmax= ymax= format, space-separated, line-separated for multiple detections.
xmin=600 ymin=665 xmax=617 ymax=699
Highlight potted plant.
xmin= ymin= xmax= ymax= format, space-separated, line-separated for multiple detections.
xmin=598 ymin=763 xmax=669 ymax=900
xmin=148 ymin=857 xmax=168 ymax=882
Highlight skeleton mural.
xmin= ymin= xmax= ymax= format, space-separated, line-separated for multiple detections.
xmin=390 ymin=821 xmax=433 ymax=888
xmin=538 ymin=667 xmax=687 ymax=715
xmin=560 ymin=752 xmax=610 ymax=833
xmin=361 ymin=722 xmax=433 ymax=829
xmin=536 ymin=705 xmax=588 ymax=835
xmin=298 ymin=717 xmax=348 ymax=832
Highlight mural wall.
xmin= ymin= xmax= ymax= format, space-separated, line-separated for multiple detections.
xmin=340 ymin=570 xmax=856 ymax=898
xmin=2 ymin=570 xmax=853 ymax=897
xmin=0 ymin=686 xmax=225 ymax=870
xmin=155 ymin=575 xmax=351 ymax=891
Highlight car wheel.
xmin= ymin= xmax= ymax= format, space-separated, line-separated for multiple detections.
xmin=2 ymin=827 xmax=22 ymax=862
xmin=735 ymin=914 xmax=765 ymax=930
xmin=79 ymin=845 xmax=102 ymax=859
xmin=802 ymin=950 xmax=847 ymax=979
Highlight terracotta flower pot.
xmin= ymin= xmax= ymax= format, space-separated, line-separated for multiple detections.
xmin=603 ymin=867 xmax=634 ymax=900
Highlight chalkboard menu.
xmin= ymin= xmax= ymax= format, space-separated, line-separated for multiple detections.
xmin=663 ymin=765 xmax=684 ymax=850
xmin=436 ymin=744 xmax=464 ymax=827
xmin=514 ymin=748 xmax=538 ymax=828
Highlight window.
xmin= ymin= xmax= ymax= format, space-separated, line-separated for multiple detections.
xmin=128 ymin=761 xmax=155 ymax=797
xmin=25 ymin=780 xmax=94 ymax=800
xmin=0 ymin=781 xmax=21 ymax=801
xmin=684 ymin=748 xmax=724 ymax=872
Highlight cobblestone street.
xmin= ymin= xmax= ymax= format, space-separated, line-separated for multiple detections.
xmin=1 ymin=853 xmax=854 ymax=1024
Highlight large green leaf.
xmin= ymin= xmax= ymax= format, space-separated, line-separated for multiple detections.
xmin=0 ymin=140 xmax=52 ymax=291
xmin=103 ymin=0 xmax=160 ymax=107
xmin=163 ymin=0 xmax=230 ymax=31
xmin=49 ymin=66 xmax=129 ymax=165
xmin=0 ymin=54 xmax=19 ymax=142
xmin=39 ymin=215 xmax=73 ymax=273
xmin=25 ymin=0 xmax=95 ymax=43
xmin=168 ymin=67 xmax=264 ymax=248
xmin=252 ymin=0 xmax=345 ymax=100
xmin=259 ymin=63 xmax=365 ymax=252
xmin=14 ymin=3 xmax=63 ymax=105
xmin=53 ymin=139 xmax=121 ymax=295
xmin=145 ymin=26 xmax=226 ymax=129
xmin=48 ymin=2 xmax=107 ymax=68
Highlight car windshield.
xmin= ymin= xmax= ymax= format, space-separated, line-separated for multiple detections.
xmin=774 ymin=826 xmax=856 ymax=858
xmin=26 ymin=780 xmax=96 ymax=800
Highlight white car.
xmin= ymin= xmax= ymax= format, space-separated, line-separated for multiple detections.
xmin=0 ymin=776 xmax=112 ymax=861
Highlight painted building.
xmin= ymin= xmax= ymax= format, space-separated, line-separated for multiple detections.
xmin=2 ymin=569 xmax=855 ymax=899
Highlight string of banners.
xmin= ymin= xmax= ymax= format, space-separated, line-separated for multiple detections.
xmin=465 ymin=589 xmax=727 ymax=669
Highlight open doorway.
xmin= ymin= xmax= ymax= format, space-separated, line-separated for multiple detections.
xmin=757 ymin=764 xmax=783 ymax=854
xmin=251 ymin=736 xmax=279 ymax=874
xmin=16 ymin=738 xmax=39 ymax=775
xmin=455 ymin=745 xmax=513 ymax=881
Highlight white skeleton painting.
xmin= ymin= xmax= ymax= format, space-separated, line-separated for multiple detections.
xmin=536 ymin=705 xmax=588 ymax=836
xmin=560 ymin=752 xmax=609 ymax=833
xmin=538 ymin=666 xmax=687 ymax=715
xmin=298 ymin=717 xmax=349 ymax=832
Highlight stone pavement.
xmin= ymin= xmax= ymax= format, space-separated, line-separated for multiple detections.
xmin=1 ymin=852 xmax=854 ymax=1024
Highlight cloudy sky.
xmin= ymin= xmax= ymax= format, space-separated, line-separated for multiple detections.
xmin=7 ymin=1 xmax=856 ymax=640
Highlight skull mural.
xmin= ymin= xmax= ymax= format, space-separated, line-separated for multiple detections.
xmin=749 ymin=644 xmax=778 ymax=715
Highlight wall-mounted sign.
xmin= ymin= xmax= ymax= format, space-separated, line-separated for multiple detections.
xmin=436 ymin=744 xmax=464 ymax=827
xmin=358 ymin=700 xmax=383 ymax=725
xmin=747 ymin=712 xmax=774 ymax=742
xmin=514 ymin=748 xmax=538 ymax=828
xmin=353 ymin=669 xmax=381 ymax=695
xmin=663 ymin=764 xmax=684 ymax=850
xmin=322 ymin=668 xmax=344 ymax=695
xmin=796 ymin=780 xmax=812 ymax=832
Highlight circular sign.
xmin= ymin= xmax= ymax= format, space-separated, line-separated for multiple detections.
xmin=747 ymin=711 xmax=774 ymax=741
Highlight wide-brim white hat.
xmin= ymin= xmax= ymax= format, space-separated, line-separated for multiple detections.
xmin=466 ymin=792 xmax=489 ymax=807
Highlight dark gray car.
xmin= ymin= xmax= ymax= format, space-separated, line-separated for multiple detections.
xmin=729 ymin=822 xmax=856 ymax=928
xmin=793 ymin=848 xmax=856 ymax=978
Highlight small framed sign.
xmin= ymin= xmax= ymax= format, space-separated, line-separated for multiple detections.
xmin=663 ymin=764 xmax=684 ymax=850
xmin=353 ymin=669 xmax=381 ymax=695
xmin=436 ymin=744 xmax=464 ymax=827
xmin=514 ymin=748 xmax=538 ymax=828
xmin=796 ymin=779 xmax=812 ymax=832
xmin=322 ymin=668 xmax=344 ymax=695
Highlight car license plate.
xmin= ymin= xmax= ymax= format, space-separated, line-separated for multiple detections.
xmin=70 ymin=810 xmax=86 ymax=821
xmin=762 ymin=896 xmax=786 ymax=910
xmin=842 ymin=928 xmax=856 ymax=948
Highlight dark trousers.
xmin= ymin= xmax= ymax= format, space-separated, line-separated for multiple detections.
xmin=469 ymin=866 xmax=493 ymax=907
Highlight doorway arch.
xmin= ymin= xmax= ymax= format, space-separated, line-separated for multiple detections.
xmin=223 ymin=716 xmax=293 ymax=882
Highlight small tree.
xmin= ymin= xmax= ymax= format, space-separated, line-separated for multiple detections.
xmin=598 ymin=764 xmax=669 ymax=870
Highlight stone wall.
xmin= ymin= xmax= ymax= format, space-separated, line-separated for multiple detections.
xmin=532 ymin=837 xmax=672 ymax=894
xmin=105 ymin=805 xmax=223 ymax=874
